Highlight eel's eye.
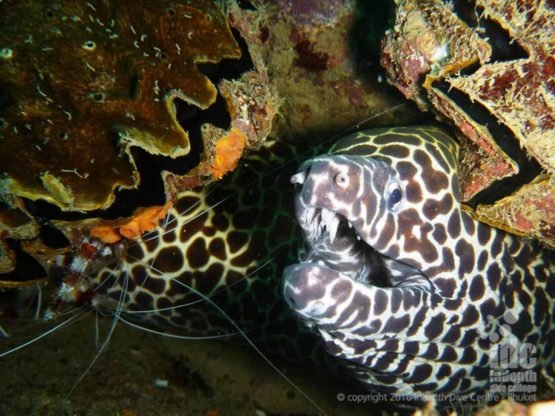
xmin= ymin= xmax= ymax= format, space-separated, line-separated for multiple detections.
xmin=334 ymin=173 xmax=349 ymax=187
xmin=386 ymin=180 xmax=404 ymax=211
xmin=390 ymin=188 xmax=402 ymax=204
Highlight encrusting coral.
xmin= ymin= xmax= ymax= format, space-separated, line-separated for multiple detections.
xmin=90 ymin=201 xmax=172 ymax=244
xmin=381 ymin=0 xmax=555 ymax=246
xmin=0 ymin=0 xmax=241 ymax=212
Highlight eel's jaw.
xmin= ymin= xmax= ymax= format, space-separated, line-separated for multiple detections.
xmin=299 ymin=206 xmax=353 ymax=245
xmin=296 ymin=202 xmax=379 ymax=276
xmin=287 ymin=199 xmax=431 ymax=327
xmin=287 ymin=197 xmax=382 ymax=324
xmin=283 ymin=263 xmax=347 ymax=323
xmin=291 ymin=158 xmax=367 ymax=247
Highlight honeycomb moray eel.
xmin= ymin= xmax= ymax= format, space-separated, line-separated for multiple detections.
xmin=50 ymin=126 xmax=553 ymax=409
xmin=283 ymin=126 xmax=555 ymax=403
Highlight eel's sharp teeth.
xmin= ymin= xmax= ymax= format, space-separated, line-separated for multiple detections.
xmin=321 ymin=208 xmax=339 ymax=243
xmin=328 ymin=214 xmax=339 ymax=243
xmin=320 ymin=208 xmax=333 ymax=228
xmin=316 ymin=211 xmax=323 ymax=238
xmin=304 ymin=207 xmax=315 ymax=226
xmin=305 ymin=207 xmax=320 ymax=240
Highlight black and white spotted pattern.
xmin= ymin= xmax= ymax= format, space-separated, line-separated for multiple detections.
xmin=283 ymin=126 xmax=555 ymax=401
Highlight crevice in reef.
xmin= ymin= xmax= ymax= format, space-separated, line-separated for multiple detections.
xmin=197 ymin=28 xmax=255 ymax=85
xmin=350 ymin=0 xmax=397 ymax=78
xmin=447 ymin=0 xmax=529 ymax=63
xmin=236 ymin=0 xmax=256 ymax=11
xmin=38 ymin=223 xmax=70 ymax=249
xmin=0 ymin=239 xmax=46 ymax=281
xmin=432 ymin=80 xmax=542 ymax=207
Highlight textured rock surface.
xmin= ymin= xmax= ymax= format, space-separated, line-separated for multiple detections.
xmin=0 ymin=0 xmax=242 ymax=211
xmin=240 ymin=0 xmax=419 ymax=140
xmin=381 ymin=0 xmax=555 ymax=246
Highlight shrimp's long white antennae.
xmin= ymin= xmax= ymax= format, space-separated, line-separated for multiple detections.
xmin=0 ymin=310 xmax=89 ymax=358
xmin=128 ymin=254 xmax=327 ymax=415
xmin=64 ymin=270 xmax=129 ymax=399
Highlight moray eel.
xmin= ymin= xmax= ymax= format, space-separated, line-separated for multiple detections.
xmin=283 ymin=126 xmax=555 ymax=402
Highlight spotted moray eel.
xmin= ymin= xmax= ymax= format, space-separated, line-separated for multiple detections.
xmin=50 ymin=126 xmax=553 ymax=406
xmin=283 ymin=126 xmax=555 ymax=401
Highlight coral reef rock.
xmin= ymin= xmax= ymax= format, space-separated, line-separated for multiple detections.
xmin=381 ymin=0 xmax=555 ymax=247
xmin=241 ymin=0 xmax=420 ymax=140
xmin=0 ymin=0 xmax=244 ymax=211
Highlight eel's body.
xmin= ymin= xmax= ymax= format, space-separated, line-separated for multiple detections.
xmin=283 ymin=126 xmax=555 ymax=401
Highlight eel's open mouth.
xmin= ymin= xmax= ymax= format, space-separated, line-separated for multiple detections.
xmin=300 ymin=206 xmax=356 ymax=244
xmin=296 ymin=203 xmax=394 ymax=289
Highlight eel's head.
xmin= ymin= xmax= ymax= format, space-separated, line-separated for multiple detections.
xmin=283 ymin=153 xmax=422 ymax=322
xmin=283 ymin=127 xmax=464 ymax=321
xmin=291 ymin=154 xmax=404 ymax=254
xmin=281 ymin=128 xmax=498 ymax=398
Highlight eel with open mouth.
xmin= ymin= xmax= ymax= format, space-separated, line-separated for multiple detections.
xmin=283 ymin=126 xmax=555 ymax=404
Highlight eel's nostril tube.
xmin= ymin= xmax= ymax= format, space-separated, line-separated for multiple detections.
xmin=290 ymin=171 xmax=306 ymax=185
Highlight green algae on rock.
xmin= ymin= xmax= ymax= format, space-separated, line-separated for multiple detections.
xmin=0 ymin=0 xmax=241 ymax=212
